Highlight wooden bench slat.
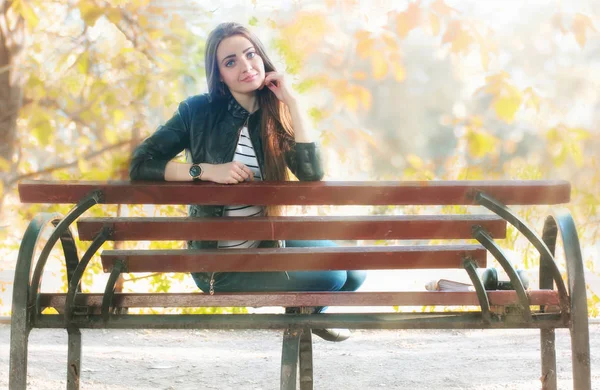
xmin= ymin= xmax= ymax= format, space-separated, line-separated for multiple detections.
xmin=39 ymin=291 xmax=560 ymax=308
xmin=78 ymin=215 xmax=507 ymax=241
xmin=101 ymin=245 xmax=487 ymax=272
xmin=19 ymin=180 xmax=571 ymax=205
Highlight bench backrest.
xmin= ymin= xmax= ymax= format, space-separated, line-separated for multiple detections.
xmin=18 ymin=180 xmax=570 ymax=274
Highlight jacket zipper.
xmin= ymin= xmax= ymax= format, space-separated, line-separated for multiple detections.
xmin=244 ymin=113 xmax=265 ymax=180
xmin=210 ymin=114 xmax=264 ymax=294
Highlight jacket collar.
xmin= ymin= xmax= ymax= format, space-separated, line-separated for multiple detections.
xmin=227 ymin=94 xmax=250 ymax=119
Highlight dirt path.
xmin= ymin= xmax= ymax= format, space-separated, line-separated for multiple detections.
xmin=1 ymin=324 xmax=598 ymax=389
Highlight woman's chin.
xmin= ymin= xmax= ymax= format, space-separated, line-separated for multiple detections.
xmin=233 ymin=83 xmax=262 ymax=95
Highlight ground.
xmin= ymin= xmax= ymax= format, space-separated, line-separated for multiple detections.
xmin=1 ymin=324 xmax=598 ymax=389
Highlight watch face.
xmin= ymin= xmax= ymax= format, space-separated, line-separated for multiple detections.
xmin=189 ymin=164 xmax=201 ymax=178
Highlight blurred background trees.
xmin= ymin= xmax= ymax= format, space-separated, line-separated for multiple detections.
xmin=0 ymin=0 xmax=598 ymax=316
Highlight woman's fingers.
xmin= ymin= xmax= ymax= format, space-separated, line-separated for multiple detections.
xmin=212 ymin=162 xmax=255 ymax=184
xmin=241 ymin=165 xmax=254 ymax=180
xmin=236 ymin=167 xmax=249 ymax=180
xmin=233 ymin=162 xmax=254 ymax=181
xmin=263 ymin=72 xmax=280 ymax=89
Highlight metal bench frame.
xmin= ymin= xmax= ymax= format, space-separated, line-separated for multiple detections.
xmin=9 ymin=180 xmax=591 ymax=390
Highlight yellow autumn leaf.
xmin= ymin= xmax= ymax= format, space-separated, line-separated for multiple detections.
xmin=325 ymin=0 xmax=337 ymax=9
xmin=466 ymin=129 xmax=498 ymax=158
xmin=344 ymin=93 xmax=359 ymax=112
xmin=492 ymin=85 xmax=522 ymax=123
xmin=480 ymin=50 xmax=490 ymax=71
xmin=406 ymin=154 xmax=424 ymax=169
xmin=483 ymin=71 xmax=510 ymax=95
xmin=357 ymin=86 xmax=372 ymax=110
xmin=457 ymin=167 xmax=484 ymax=180
xmin=352 ymin=71 xmax=368 ymax=80
xmin=429 ymin=12 xmax=440 ymax=36
xmin=396 ymin=1 xmax=422 ymax=38
xmin=442 ymin=21 xmax=473 ymax=54
xmin=76 ymin=51 xmax=90 ymax=74
xmin=358 ymin=129 xmax=377 ymax=147
xmin=0 ymin=156 xmax=10 ymax=172
xmin=149 ymin=91 xmax=162 ymax=108
xmin=371 ymin=51 xmax=389 ymax=80
xmin=568 ymin=127 xmax=591 ymax=141
xmin=13 ymin=0 xmax=39 ymax=28
xmin=130 ymin=0 xmax=151 ymax=9
xmin=355 ymin=30 xmax=375 ymax=59
xmin=468 ymin=115 xmax=484 ymax=128
xmin=280 ymin=12 xmax=329 ymax=64
xmin=486 ymin=71 xmax=510 ymax=83
xmin=472 ymin=29 xmax=497 ymax=71
xmin=431 ymin=0 xmax=457 ymax=16
xmin=551 ymin=13 xmax=568 ymax=34
xmin=382 ymin=32 xmax=399 ymax=50
xmin=392 ymin=62 xmax=406 ymax=82
xmin=106 ymin=8 xmax=123 ymax=25
xmin=572 ymin=13 xmax=597 ymax=48
xmin=523 ymin=87 xmax=541 ymax=112
xmin=319 ymin=130 xmax=336 ymax=147
xmin=546 ymin=126 xmax=561 ymax=142
xmin=78 ymin=3 xmax=105 ymax=26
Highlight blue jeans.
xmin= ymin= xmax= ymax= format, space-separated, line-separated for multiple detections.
xmin=191 ymin=240 xmax=367 ymax=293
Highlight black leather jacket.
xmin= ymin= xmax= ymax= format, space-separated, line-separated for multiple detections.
xmin=129 ymin=93 xmax=324 ymax=249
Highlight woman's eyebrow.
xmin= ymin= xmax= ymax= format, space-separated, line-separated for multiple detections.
xmin=221 ymin=46 xmax=255 ymax=64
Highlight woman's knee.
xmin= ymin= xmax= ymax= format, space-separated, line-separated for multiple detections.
xmin=341 ymin=270 xmax=367 ymax=291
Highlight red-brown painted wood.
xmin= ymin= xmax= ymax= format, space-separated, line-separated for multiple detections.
xmin=38 ymin=290 xmax=560 ymax=308
xmin=100 ymin=245 xmax=487 ymax=272
xmin=18 ymin=180 xmax=571 ymax=205
xmin=77 ymin=215 xmax=507 ymax=241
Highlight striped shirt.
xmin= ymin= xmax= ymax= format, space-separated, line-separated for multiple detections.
xmin=217 ymin=126 xmax=266 ymax=249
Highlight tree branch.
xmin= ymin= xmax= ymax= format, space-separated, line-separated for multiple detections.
xmin=122 ymin=272 xmax=160 ymax=283
xmin=6 ymin=138 xmax=132 ymax=187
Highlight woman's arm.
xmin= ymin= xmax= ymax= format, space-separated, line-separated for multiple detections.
xmin=164 ymin=161 xmax=254 ymax=183
xmin=130 ymin=99 xmax=253 ymax=183
xmin=129 ymin=102 xmax=191 ymax=181
xmin=262 ymin=72 xmax=325 ymax=181
xmin=284 ymin=100 xmax=324 ymax=181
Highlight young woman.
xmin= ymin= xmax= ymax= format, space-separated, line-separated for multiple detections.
xmin=129 ymin=22 xmax=366 ymax=341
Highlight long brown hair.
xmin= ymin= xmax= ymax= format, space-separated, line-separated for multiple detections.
xmin=205 ymin=23 xmax=295 ymax=188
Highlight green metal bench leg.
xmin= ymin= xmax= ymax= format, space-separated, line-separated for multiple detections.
xmin=541 ymin=211 xmax=591 ymax=389
xmin=540 ymin=219 xmax=557 ymax=390
xmin=551 ymin=212 xmax=591 ymax=390
xmin=540 ymin=329 xmax=556 ymax=390
xmin=299 ymin=329 xmax=313 ymax=390
xmin=67 ymin=327 xmax=82 ymax=390
xmin=9 ymin=325 xmax=30 ymax=390
xmin=281 ymin=328 xmax=302 ymax=390
xmin=11 ymin=213 xmax=64 ymax=390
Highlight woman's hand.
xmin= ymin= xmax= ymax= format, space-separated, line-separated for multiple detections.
xmin=260 ymin=72 xmax=297 ymax=107
xmin=203 ymin=162 xmax=254 ymax=184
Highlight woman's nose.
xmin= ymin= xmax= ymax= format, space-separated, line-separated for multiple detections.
xmin=240 ymin=58 xmax=253 ymax=72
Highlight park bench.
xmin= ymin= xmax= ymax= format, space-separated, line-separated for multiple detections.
xmin=9 ymin=179 xmax=591 ymax=390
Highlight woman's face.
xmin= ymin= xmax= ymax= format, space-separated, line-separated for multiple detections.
xmin=216 ymin=35 xmax=265 ymax=96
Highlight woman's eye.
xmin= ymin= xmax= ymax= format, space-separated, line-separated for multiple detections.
xmin=225 ymin=60 xmax=235 ymax=67
xmin=247 ymin=52 xmax=255 ymax=59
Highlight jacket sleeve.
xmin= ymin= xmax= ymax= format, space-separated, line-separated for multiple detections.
xmin=284 ymin=142 xmax=325 ymax=181
xmin=129 ymin=101 xmax=191 ymax=181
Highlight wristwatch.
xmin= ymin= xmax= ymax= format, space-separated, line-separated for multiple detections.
xmin=189 ymin=163 xmax=203 ymax=181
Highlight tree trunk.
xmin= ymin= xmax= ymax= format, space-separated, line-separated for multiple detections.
xmin=0 ymin=1 xmax=26 ymax=217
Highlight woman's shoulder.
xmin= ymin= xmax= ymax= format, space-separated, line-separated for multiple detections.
xmin=182 ymin=93 xmax=227 ymax=113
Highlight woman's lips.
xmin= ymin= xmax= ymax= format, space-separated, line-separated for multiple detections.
xmin=240 ymin=73 xmax=258 ymax=82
